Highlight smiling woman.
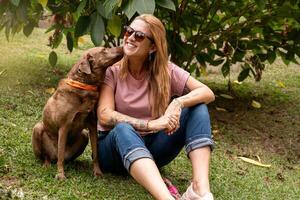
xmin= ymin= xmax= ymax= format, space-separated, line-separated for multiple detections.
xmin=96 ymin=14 xmax=215 ymax=200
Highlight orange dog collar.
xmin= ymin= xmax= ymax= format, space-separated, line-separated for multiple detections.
xmin=65 ymin=79 xmax=98 ymax=92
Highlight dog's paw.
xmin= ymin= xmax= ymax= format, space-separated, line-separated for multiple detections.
xmin=43 ymin=160 xmax=51 ymax=168
xmin=55 ymin=173 xmax=67 ymax=180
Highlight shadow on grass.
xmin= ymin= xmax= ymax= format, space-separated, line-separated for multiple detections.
xmin=207 ymin=86 xmax=300 ymax=164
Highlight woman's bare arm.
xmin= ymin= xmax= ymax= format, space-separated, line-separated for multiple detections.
xmin=97 ymin=84 xmax=149 ymax=131
xmin=176 ymin=76 xmax=215 ymax=107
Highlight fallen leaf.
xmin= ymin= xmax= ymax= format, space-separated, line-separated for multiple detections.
xmin=233 ymin=80 xmax=243 ymax=85
xmin=0 ymin=70 xmax=6 ymax=76
xmin=78 ymin=37 xmax=85 ymax=44
xmin=220 ymin=94 xmax=234 ymax=99
xmin=45 ymin=88 xmax=55 ymax=94
xmin=238 ymin=156 xmax=271 ymax=168
xmin=27 ymin=90 xmax=34 ymax=95
xmin=216 ymin=107 xmax=227 ymax=112
xmin=251 ymin=100 xmax=261 ymax=108
xmin=256 ymin=155 xmax=261 ymax=162
xmin=276 ymin=80 xmax=286 ymax=88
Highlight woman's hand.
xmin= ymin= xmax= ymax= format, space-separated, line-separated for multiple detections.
xmin=148 ymin=113 xmax=180 ymax=135
xmin=142 ymin=99 xmax=183 ymax=136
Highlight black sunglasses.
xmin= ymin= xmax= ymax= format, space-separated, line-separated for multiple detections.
xmin=124 ymin=26 xmax=154 ymax=43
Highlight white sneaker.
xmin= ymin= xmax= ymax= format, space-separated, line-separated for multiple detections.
xmin=181 ymin=183 xmax=214 ymax=200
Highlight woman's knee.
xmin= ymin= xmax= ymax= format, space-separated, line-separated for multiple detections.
xmin=188 ymin=104 xmax=211 ymax=122
xmin=114 ymin=122 xmax=135 ymax=132
xmin=192 ymin=103 xmax=209 ymax=114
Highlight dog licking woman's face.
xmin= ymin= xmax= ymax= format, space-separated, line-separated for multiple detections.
xmin=68 ymin=47 xmax=123 ymax=85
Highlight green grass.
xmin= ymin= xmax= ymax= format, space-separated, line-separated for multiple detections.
xmin=0 ymin=29 xmax=299 ymax=200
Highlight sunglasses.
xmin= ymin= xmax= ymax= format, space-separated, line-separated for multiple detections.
xmin=124 ymin=26 xmax=154 ymax=43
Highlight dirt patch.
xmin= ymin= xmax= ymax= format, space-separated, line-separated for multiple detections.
xmin=209 ymin=95 xmax=300 ymax=163
xmin=0 ymin=176 xmax=20 ymax=187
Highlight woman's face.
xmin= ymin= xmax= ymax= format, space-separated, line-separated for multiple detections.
xmin=123 ymin=19 xmax=154 ymax=59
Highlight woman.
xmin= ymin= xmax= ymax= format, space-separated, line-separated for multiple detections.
xmin=97 ymin=14 xmax=215 ymax=200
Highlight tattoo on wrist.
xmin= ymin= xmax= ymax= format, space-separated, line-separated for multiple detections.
xmin=174 ymin=98 xmax=183 ymax=108
xmin=138 ymin=120 xmax=147 ymax=129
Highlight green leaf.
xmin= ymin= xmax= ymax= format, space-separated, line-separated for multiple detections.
xmin=136 ymin=0 xmax=155 ymax=15
xmin=23 ymin=23 xmax=34 ymax=37
xmin=91 ymin=13 xmax=104 ymax=46
xmin=209 ymin=58 xmax=224 ymax=66
xmin=123 ymin=0 xmax=137 ymax=19
xmin=0 ymin=5 xmax=6 ymax=16
xmin=52 ymin=31 xmax=63 ymax=48
xmin=102 ymin=0 xmax=120 ymax=19
xmin=232 ymin=49 xmax=246 ymax=62
xmin=107 ymin=15 xmax=122 ymax=37
xmin=123 ymin=0 xmax=155 ymax=19
xmin=195 ymin=67 xmax=200 ymax=77
xmin=221 ymin=60 xmax=230 ymax=77
xmin=66 ymin=32 xmax=73 ymax=52
xmin=75 ymin=16 xmax=91 ymax=38
xmin=278 ymin=50 xmax=290 ymax=66
xmin=196 ymin=53 xmax=207 ymax=68
xmin=257 ymin=53 xmax=268 ymax=62
xmin=294 ymin=48 xmax=300 ymax=58
xmin=238 ymin=67 xmax=250 ymax=82
xmin=9 ymin=0 xmax=20 ymax=6
xmin=76 ymin=0 xmax=87 ymax=16
xmin=255 ymin=0 xmax=266 ymax=10
xmin=267 ymin=50 xmax=276 ymax=64
xmin=5 ymin=23 xmax=10 ymax=41
xmin=49 ymin=51 xmax=57 ymax=67
xmin=287 ymin=51 xmax=299 ymax=65
xmin=45 ymin=25 xmax=56 ymax=33
xmin=96 ymin=1 xmax=106 ymax=18
xmin=189 ymin=64 xmax=197 ymax=74
xmin=38 ymin=0 xmax=48 ymax=8
xmin=16 ymin=1 xmax=27 ymax=22
xmin=156 ymin=0 xmax=176 ymax=11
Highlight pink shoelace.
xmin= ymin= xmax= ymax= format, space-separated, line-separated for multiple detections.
xmin=163 ymin=178 xmax=181 ymax=199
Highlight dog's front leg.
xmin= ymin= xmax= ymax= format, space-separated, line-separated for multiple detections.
xmin=56 ymin=126 xmax=69 ymax=180
xmin=89 ymin=127 xmax=102 ymax=177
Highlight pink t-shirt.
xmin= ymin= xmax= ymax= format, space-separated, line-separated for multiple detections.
xmin=98 ymin=61 xmax=190 ymax=131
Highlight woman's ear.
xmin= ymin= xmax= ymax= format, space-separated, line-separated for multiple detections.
xmin=149 ymin=44 xmax=157 ymax=54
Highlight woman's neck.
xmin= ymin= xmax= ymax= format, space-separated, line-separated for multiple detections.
xmin=128 ymin=57 xmax=148 ymax=79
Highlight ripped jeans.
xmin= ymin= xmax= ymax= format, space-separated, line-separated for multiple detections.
xmin=97 ymin=104 xmax=214 ymax=174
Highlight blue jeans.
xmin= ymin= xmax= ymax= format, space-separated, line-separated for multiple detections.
xmin=97 ymin=104 xmax=214 ymax=174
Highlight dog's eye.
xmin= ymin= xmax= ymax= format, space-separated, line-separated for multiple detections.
xmin=77 ymin=68 xmax=82 ymax=73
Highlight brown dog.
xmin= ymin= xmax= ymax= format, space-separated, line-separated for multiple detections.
xmin=32 ymin=47 xmax=123 ymax=180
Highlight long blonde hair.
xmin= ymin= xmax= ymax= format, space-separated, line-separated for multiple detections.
xmin=120 ymin=14 xmax=170 ymax=118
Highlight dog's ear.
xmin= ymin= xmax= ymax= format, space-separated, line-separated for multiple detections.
xmin=78 ymin=53 xmax=93 ymax=74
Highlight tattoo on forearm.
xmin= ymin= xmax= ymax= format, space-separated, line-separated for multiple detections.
xmin=106 ymin=111 xmax=148 ymax=130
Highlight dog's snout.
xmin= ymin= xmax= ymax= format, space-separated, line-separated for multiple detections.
xmin=101 ymin=47 xmax=123 ymax=67
xmin=112 ymin=47 xmax=123 ymax=56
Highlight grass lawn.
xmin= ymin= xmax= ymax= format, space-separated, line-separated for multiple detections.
xmin=0 ymin=29 xmax=299 ymax=200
